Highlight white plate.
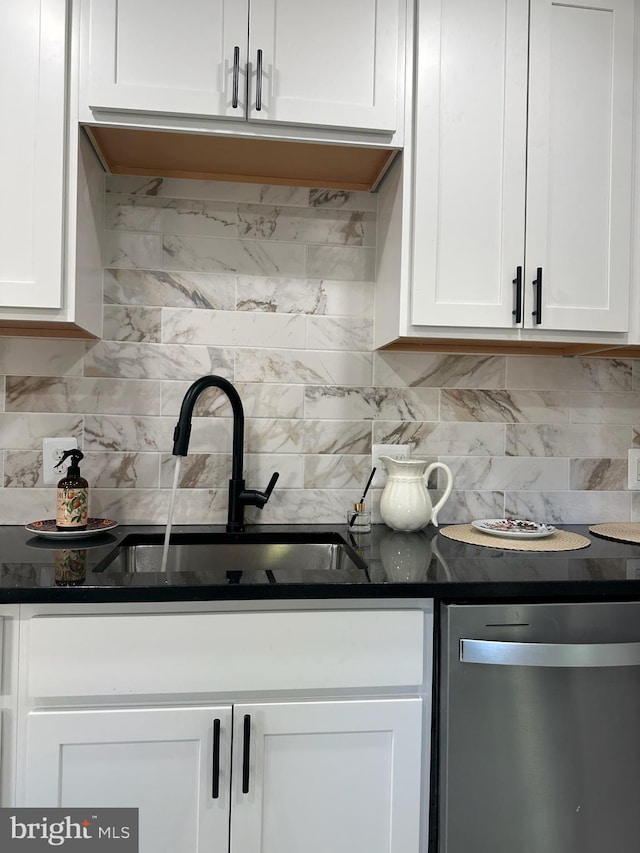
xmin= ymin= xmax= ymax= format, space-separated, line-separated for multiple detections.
xmin=25 ymin=518 xmax=118 ymax=540
xmin=471 ymin=519 xmax=557 ymax=540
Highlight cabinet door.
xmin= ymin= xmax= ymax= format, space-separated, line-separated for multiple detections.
xmin=230 ymin=698 xmax=422 ymax=853
xmin=525 ymin=0 xmax=634 ymax=332
xmin=0 ymin=0 xmax=66 ymax=309
xmin=247 ymin=0 xmax=401 ymax=132
xmin=411 ymin=0 xmax=529 ymax=329
xmin=85 ymin=0 xmax=248 ymax=118
xmin=23 ymin=706 xmax=232 ymax=853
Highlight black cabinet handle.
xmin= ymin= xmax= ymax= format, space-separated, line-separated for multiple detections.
xmin=532 ymin=267 xmax=543 ymax=325
xmin=231 ymin=46 xmax=240 ymax=109
xmin=512 ymin=266 xmax=523 ymax=324
xmin=256 ymin=50 xmax=263 ymax=111
xmin=212 ymin=718 xmax=221 ymax=799
xmin=242 ymin=714 xmax=251 ymax=793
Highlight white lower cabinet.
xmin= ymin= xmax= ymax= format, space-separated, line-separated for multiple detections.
xmin=17 ymin=604 xmax=431 ymax=853
xmin=23 ymin=698 xmax=421 ymax=853
xmin=25 ymin=706 xmax=233 ymax=852
xmin=230 ymin=699 xmax=422 ymax=853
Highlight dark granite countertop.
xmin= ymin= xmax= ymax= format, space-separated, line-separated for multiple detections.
xmin=2 ymin=522 xmax=640 ymax=604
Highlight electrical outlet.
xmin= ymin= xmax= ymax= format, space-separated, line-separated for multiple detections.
xmin=43 ymin=437 xmax=78 ymax=485
xmin=372 ymin=443 xmax=411 ymax=488
xmin=628 ymin=449 xmax=640 ymax=490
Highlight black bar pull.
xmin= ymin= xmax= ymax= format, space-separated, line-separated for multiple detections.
xmin=532 ymin=267 xmax=543 ymax=325
xmin=256 ymin=49 xmax=263 ymax=111
xmin=231 ymin=46 xmax=240 ymax=109
xmin=512 ymin=266 xmax=523 ymax=324
xmin=212 ymin=718 xmax=221 ymax=799
xmin=242 ymin=714 xmax=251 ymax=793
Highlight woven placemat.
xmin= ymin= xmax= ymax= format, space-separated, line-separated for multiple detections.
xmin=439 ymin=524 xmax=591 ymax=552
xmin=589 ymin=523 xmax=640 ymax=545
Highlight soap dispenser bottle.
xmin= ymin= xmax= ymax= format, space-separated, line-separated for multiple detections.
xmin=55 ymin=449 xmax=89 ymax=530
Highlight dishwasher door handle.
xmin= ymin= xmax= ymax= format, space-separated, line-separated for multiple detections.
xmin=460 ymin=638 xmax=640 ymax=668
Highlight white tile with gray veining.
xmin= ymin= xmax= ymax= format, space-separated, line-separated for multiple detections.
xmin=244 ymin=488 xmax=360 ymax=526
xmin=4 ymin=451 xmax=43 ymax=487
xmin=303 ymin=421 xmax=371 ymax=455
xmin=307 ymin=245 xmax=375 ymax=281
xmin=506 ymin=424 xmax=632 ymax=458
xmin=160 ymin=452 xmax=302 ymax=489
xmin=105 ymin=269 xmax=236 ymax=310
xmin=504 ymin=491 xmax=631 ymax=524
xmin=85 ymin=341 xmax=233 ymax=381
xmin=179 ymin=417 xmax=234 ymax=454
xmin=6 ymin=376 xmax=160 ymax=415
xmin=161 ymin=453 xmax=231 ymax=489
xmin=441 ymin=390 xmax=570 ymax=423
xmin=374 ymin=352 xmax=506 ymax=389
xmin=160 ymin=381 xmax=304 ymax=419
xmin=163 ymin=235 xmax=306 ymax=276
xmin=236 ymin=276 xmax=374 ymax=317
xmin=442 ymin=456 xmax=569 ymax=491
xmin=506 ymin=356 xmax=632 ymax=391
xmin=0 ymin=488 xmax=57 ymax=525
xmin=161 ymin=179 xmax=310 ymax=206
xmin=105 ymin=195 xmax=164 ymax=232
xmin=0 ymin=339 xmax=85 ymax=377
xmin=235 ymin=348 xmax=373 ymax=386
xmin=83 ymin=416 xmax=176 ymax=453
xmin=304 ymin=455 xmax=372 ymax=489
xmin=304 ymin=386 xmax=439 ymax=421
xmin=569 ymin=459 xmax=627 ymax=491
xmin=161 ymin=200 xmax=237 ymax=238
xmin=89 ymin=489 xmax=174 ymax=526
xmin=104 ymin=232 xmax=163 ymax=269
xmin=103 ymin=306 xmax=162 ymax=342
xmin=0 ymin=414 xmax=82 ymax=450
xmin=306 ymin=316 xmax=372 ymax=351
xmin=373 ymin=422 xmax=505 ymax=457
xmin=84 ymin=452 xmax=160 ymax=489
xmin=238 ymin=204 xmax=375 ymax=247
xmin=106 ymin=176 xmax=164 ymax=196
xmin=236 ymin=276 xmax=329 ymax=314
xmin=570 ymin=392 xmax=640 ymax=424
xmin=434 ymin=491 xmax=506 ymax=525
xmin=308 ymin=188 xmax=377 ymax=211
xmin=245 ymin=419 xmax=306 ymax=454
xmin=162 ymin=308 xmax=306 ymax=348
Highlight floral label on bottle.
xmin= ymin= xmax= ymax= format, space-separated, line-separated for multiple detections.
xmin=56 ymin=488 xmax=88 ymax=528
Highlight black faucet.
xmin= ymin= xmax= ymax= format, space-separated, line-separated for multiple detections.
xmin=172 ymin=375 xmax=279 ymax=533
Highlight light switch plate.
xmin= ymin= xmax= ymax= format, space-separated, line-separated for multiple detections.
xmin=371 ymin=444 xmax=411 ymax=488
xmin=43 ymin=437 xmax=78 ymax=485
xmin=628 ymin=449 xmax=640 ymax=490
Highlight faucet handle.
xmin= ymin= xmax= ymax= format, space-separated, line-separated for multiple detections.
xmin=263 ymin=471 xmax=279 ymax=500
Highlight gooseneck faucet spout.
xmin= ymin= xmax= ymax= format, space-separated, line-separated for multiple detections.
xmin=172 ymin=375 xmax=279 ymax=533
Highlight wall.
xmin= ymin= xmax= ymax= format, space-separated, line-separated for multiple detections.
xmin=0 ymin=175 xmax=638 ymax=526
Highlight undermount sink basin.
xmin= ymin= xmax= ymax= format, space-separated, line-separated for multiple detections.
xmin=95 ymin=531 xmax=368 ymax=583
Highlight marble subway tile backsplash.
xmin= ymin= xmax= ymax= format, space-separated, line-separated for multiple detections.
xmin=0 ymin=176 xmax=638 ymax=524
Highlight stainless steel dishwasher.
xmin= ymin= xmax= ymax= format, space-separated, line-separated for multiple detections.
xmin=439 ymin=601 xmax=640 ymax=853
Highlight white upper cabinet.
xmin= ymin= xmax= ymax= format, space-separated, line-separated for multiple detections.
xmin=0 ymin=0 xmax=104 ymax=336
xmin=525 ymin=0 xmax=634 ymax=333
xmin=85 ymin=0 xmax=248 ymax=119
xmin=409 ymin=0 xmax=634 ymax=338
xmin=81 ymin=0 xmax=404 ymax=136
xmin=0 ymin=0 xmax=67 ymax=309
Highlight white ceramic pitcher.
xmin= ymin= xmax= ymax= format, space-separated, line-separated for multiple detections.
xmin=379 ymin=456 xmax=453 ymax=532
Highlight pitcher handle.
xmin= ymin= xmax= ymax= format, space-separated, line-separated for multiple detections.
xmin=424 ymin=462 xmax=453 ymax=528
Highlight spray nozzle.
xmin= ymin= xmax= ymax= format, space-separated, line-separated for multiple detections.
xmin=55 ymin=449 xmax=84 ymax=476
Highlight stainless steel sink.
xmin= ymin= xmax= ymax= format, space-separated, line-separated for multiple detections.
xmin=94 ymin=531 xmax=368 ymax=584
